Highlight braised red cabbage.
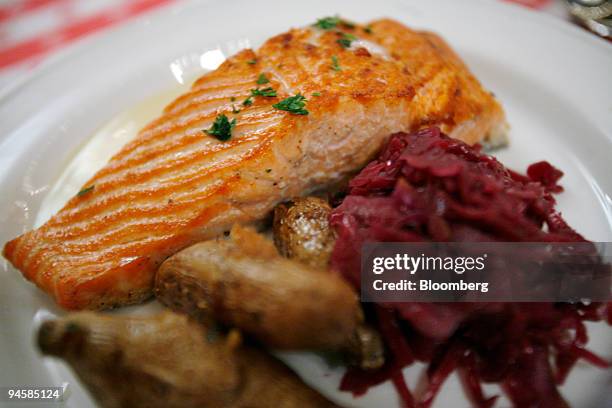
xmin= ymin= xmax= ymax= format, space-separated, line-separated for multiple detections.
xmin=330 ymin=127 xmax=610 ymax=408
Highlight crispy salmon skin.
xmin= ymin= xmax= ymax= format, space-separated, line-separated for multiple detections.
xmin=3 ymin=18 xmax=507 ymax=309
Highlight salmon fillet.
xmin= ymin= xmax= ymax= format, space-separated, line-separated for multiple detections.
xmin=3 ymin=18 xmax=507 ymax=309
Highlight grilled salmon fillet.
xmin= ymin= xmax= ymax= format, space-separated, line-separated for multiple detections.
xmin=4 ymin=18 xmax=507 ymax=309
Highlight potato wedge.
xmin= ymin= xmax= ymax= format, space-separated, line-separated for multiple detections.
xmin=155 ymin=226 xmax=359 ymax=350
xmin=38 ymin=311 xmax=340 ymax=408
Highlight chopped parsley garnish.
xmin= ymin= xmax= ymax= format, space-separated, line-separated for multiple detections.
xmin=256 ymin=73 xmax=269 ymax=85
xmin=77 ymin=185 xmax=95 ymax=197
xmin=314 ymin=16 xmax=355 ymax=30
xmin=331 ymin=55 xmax=341 ymax=71
xmin=337 ymin=32 xmax=357 ymax=48
xmin=204 ymin=114 xmax=236 ymax=141
xmin=247 ymin=59 xmax=257 ymax=65
xmin=232 ymin=105 xmax=241 ymax=114
xmin=273 ymin=94 xmax=309 ymax=115
xmin=312 ymin=92 xmax=321 ymax=97
xmin=314 ymin=16 xmax=340 ymax=29
xmin=243 ymin=96 xmax=254 ymax=106
xmin=251 ymin=87 xmax=277 ymax=97
xmin=364 ymin=25 xmax=373 ymax=34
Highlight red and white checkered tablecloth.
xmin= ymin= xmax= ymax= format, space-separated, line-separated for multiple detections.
xmin=0 ymin=0 xmax=569 ymax=92
xmin=0 ymin=0 xmax=177 ymax=90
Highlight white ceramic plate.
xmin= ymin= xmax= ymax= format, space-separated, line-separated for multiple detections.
xmin=1 ymin=0 xmax=611 ymax=407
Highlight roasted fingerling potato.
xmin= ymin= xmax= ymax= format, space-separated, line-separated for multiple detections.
xmin=37 ymin=311 xmax=341 ymax=408
xmin=273 ymin=197 xmax=336 ymax=268
xmin=155 ymin=225 xmax=384 ymax=370
xmin=155 ymin=225 xmax=359 ymax=350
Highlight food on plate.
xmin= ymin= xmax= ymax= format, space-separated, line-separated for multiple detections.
xmin=9 ymin=11 xmax=605 ymax=408
xmin=329 ymin=127 xmax=611 ymax=407
xmin=37 ymin=311 xmax=340 ymax=408
xmin=3 ymin=18 xmax=507 ymax=310
xmin=273 ymin=197 xmax=335 ymax=268
xmin=155 ymin=225 xmax=384 ymax=370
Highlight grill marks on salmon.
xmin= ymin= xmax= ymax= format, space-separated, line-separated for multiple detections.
xmin=4 ymin=19 xmax=507 ymax=309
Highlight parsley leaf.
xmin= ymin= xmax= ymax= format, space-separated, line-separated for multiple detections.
xmin=331 ymin=55 xmax=341 ymax=71
xmin=247 ymin=59 xmax=257 ymax=65
xmin=314 ymin=16 xmax=355 ymax=30
xmin=204 ymin=114 xmax=236 ymax=141
xmin=243 ymin=96 xmax=254 ymax=106
xmin=232 ymin=105 xmax=241 ymax=114
xmin=314 ymin=16 xmax=340 ymax=29
xmin=312 ymin=92 xmax=321 ymax=97
xmin=337 ymin=32 xmax=357 ymax=48
xmin=273 ymin=94 xmax=309 ymax=115
xmin=256 ymin=73 xmax=269 ymax=85
xmin=251 ymin=87 xmax=277 ymax=97
xmin=77 ymin=185 xmax=95 ymax=197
